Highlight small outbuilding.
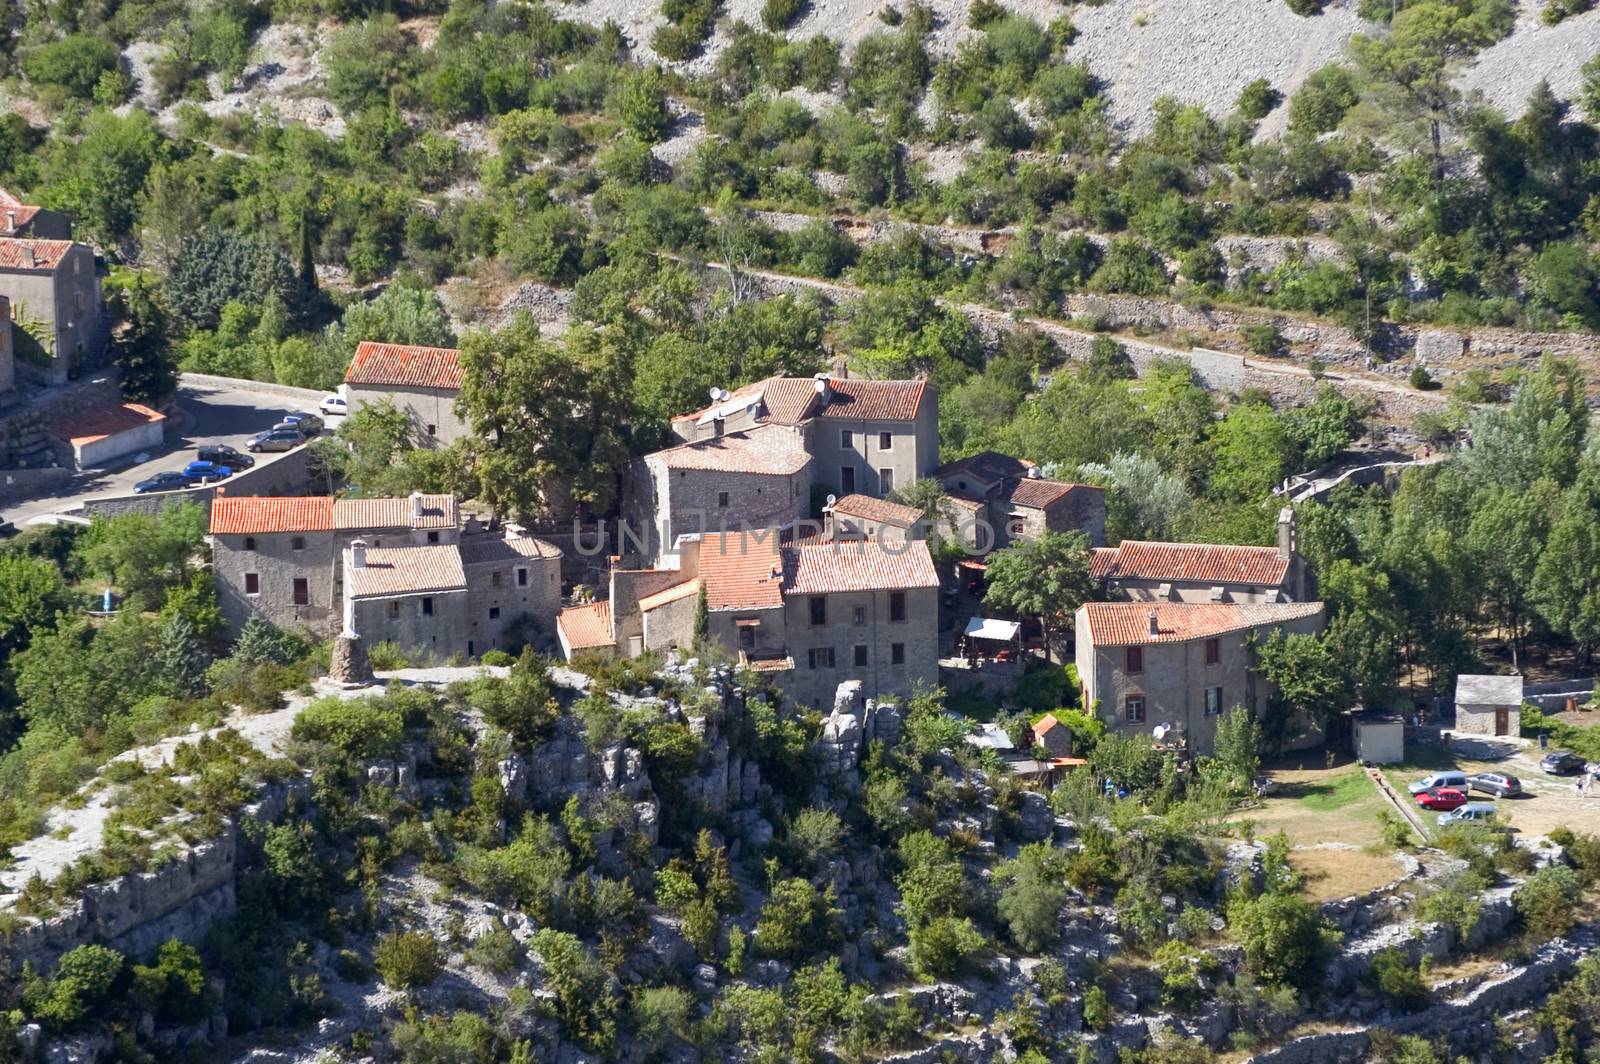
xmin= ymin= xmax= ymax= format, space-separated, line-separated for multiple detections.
xmin=1455 ymin=674 xmax=1523 ymax=738
xmin=1352 ymin=710 xmax=1405 ymax=764
xmin=48 ymin=401 xmax=165 ymax=469
xmin=1032 ymin=713 xmax=1073 ymax=757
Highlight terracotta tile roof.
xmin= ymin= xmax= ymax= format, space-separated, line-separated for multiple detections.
xmin=344 ymin=342 xmax=464 ymax=391
xmin=698 ymin=531 xmax=786 ymax=611
xmin=1007 ymin=478 xmax=1101 ymax=510
xmin=650 ymin=424 xmax=811 ymax=476
xmin=741 ymin=654 xmax=795 ymax=672
xmin=0 ymin=189 xmax=41 ymax=231
xmin=670 ymin=380 xmax=771 ymax=426
xmin=0 ymin=238 xmax=74 ymax=272
xmin=785 ymin=539 xmax=941 ymax=595
xmin=638 ymin=579 xmax=701 ymax=612
xmin=762 ymin=378 xmax=824 ymax=424
xmin=332 ymin=494 xmax=457 ymax=530
xmin=817 ymin=378 xmax=929 ymax=422
xmin=1092 ymin=540 xmax=1292 ymax=587
xmin=348 ymin=544 xmax=467 ymax=598
xmin=47 ymin=402 xmax=164 ymax=446
xmin=1079 ymin=601 xmax=1324 ymax=647
xmin=458 ymin=531 xmax=562 ymax=565
xmin=945 ymin=492 xmax=985 ymax=512
xmin=210 ymin=496 xmax=336 ymax=535
xmin=936 ymin=451 xmax=1036 ymax=484
xmin=1033 ymin=713 xmax=1064 ymax=736
xmin=830 ymin=493 xmax=925 ymax=527
xmin=558 ymin=601 xmax=615 ymax=650
xmin=1089 ymin=548 xmax=1120 ymax=580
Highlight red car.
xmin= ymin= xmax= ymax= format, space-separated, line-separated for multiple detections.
xmin=1417 ymin=787 xmax=1468 ymax=811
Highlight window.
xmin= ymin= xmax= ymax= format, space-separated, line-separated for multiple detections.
xmin=891 ymin=642 xmax=905 ymax=664
xmin=879 ymin=468 xmax=894 ymax=493
xmin=386 ymin=601 xmax=400 ymax=619
xmin=491 ymin=571 xmax=503 ymax=588
xmin=244 ymin=573 xmax=260 ymax=596
xmin=426 ymin=424 xmax=437 ymax=436
xmin=740 ymin=626 xmax=755 ymax=650
xmin=809 ymin=596 xmax=827 ymax=626
xmin=1010 ymin=520 xmax=1025 ymax=535
xmin=808 ymin=647 xmax=835 ymax=669
xmin=421 ymin=597 xmax=434 ymax=616
xmin=853 ymin=605 xmax=866 ymax=625
xmin=1205 ymin=638 xmax=1220 ymax=665
xmin=840 ymin=466 xmax=856 ymax=494
xmin=292 ymin=578 xmax=309 ymax=606
xmin=516 ymin=568 xmax=528 ymax=587
xmin=853 ymin=644 xmax=868 ymax=667
xmin=1125 ymin=695 xmax=1146 ymax=723
xmin=291 ymin=536 xmax=306 ymax=551
xmin=1125 ymin=646 xmax=1143 ymax=674
xmin=840 ymin=429 xmax=853 ymax=449
xmin=1205 ymin=686 xmax=1223 ymax=717
xmin=427 ymin=531 xmax=440 ymax=543
xmin=879 ymin=432 xmax=893 ymax=450
xmin=713 ymin=417 xmax=725 ymax=438
xmin=889 ymin=592 xmax=906 ymax=622
xmin=718 ymin=491 xmax=730 ymax=509
xmin=243 ymin=537 xmax=257 ymax=551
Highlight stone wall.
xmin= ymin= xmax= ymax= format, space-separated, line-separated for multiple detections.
xmin=0 ymin=374 xmax=123 ymax=469
xmin=76 ymin=445 xmax=320 ymax=521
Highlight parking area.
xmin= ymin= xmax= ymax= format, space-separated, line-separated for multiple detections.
xmin=2 ymin=378 xmax=325 ymax=524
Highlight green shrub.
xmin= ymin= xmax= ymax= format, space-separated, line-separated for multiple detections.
xmin=24 ymin=35 xmax=121 ymax=100
xmin=1082 ymin=984 xmax=1111 ymax=1030
xmin=968 ymin=0 xmax=1005 ymax=27
xmin=374 ymin=932 xmax=443 ymax=989
xmin=1236 ymin=78 xmax=1281 ymax=120
xmin=1285 ymin=0 xmax=1323 ymax=14
xmin=1369 ymin=948 xmax=1429 ymax=1010
xmin=464 ymin=928 xmax=524 ymax=975
xmin=762 ymin=0 xmax=806 ymax=30
xmin=24 ymin=945 xmax=126 ymax=1031
xmin=1517 ymin=864 xmax=1582 ymax=938
xmin=1542 ymin=0 xmax=1594 ymax=24
xmin=1244 ymin=323 xmax=1284 ymax=356
xmin=129 ymin=940 xmax=207 ymax=1024
xmin=908 ymin=915 xmax=988 ymax=978
xmin=1228 ymin=892 xmax=1337 ymax=989
xmin=1288 ymin=65 xmax=1359 ymax=134
xmin=1410 ymin=365 xmax=1435 ymax=390
xmin=290 ymin=695 xmax=404 ymax=760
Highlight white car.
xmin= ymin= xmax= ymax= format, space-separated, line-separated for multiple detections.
xmin=319 ymin=395 xmax=348 ymax=416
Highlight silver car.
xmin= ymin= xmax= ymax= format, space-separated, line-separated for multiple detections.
xmin=247 ymin=427 xmax=305 ymax=452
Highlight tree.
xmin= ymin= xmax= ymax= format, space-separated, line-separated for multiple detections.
xmin=1532 ymin=464 xmax=1600 ymax=660
xmin=1287 ymin=64 xmax=1358 ymax=133
xmin=613 ymin=66 xmax=671 ymax=143
xmin=1077 ymin=452 xmax=1193 ymax=542
xmin=755 ymin=877 xmax=839 ymax=962
xmin=1227 ymin=891 xmax=1336 ymax=989
xmin=24 ymin=35 xmax=120 ymax=100
xmin=1252 ymin=629 xmax=1349 ymax=750
xmin=74 ymin=503 xmax=207 ymax=608
xmin=41 ymin=110 xmax=164 ymax=246
xmin=983 ymin=530 xmax=1093 ymax=661
xmin=995 ymin=843 xmax=1069 ymax=951
xmin=23 ymin=944 xmax=126 ymax=1031
xmin=1207 ymin=401 xmax=1296 ymax=502
xmin=108 ymin=276 xmax=178 ymax=403
xmin=155 ymin=613 xmax=209 ymax=699
xmin=165 ymin=230 xmax=298 ymax=331
xmin=1284 ymin=386 xmax=1368 ymax=466
xmin=321 ymin=282 xmax=456 ymax=368
xmin=1516 ymin=864 xmax=1581 ymax=938
xmin=1211 ymin=707 xmax=1262 ymax=791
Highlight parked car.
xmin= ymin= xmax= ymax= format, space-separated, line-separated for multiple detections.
xmin=1416 ymin=787 xmax=1468 ymax=811
xmin=1467 ymin=772 xmax=1522 ymax=797
xmin=319 ymin=394 xmax=348 ymax=416
xmin=246 ymin=428 xmax=305 ymax=453
xmin=134 ymin=471 xmax=192 ymax=494
xmin=181 ymin=460 xmax=232 ymax=483
xmin=275 ymin=413 xmax=323 ymax=436
xmin=197 ymin=444 xmax=254 ymax=469
xmin=1437 ymin=802 xmax=1497 ymax=827
xmin=1407 ymin=771 xmax=1468 ymax=795
xmin=1540 ymin=751 xmax=1585 ymax=775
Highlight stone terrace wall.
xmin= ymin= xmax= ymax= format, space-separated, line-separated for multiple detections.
xmin=76 ymin=445 xmax=320 ymax=521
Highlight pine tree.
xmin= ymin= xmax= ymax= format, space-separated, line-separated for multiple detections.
xmin=157 ymin=613 xmax=209 ymax=698
xmin=233 ymin=615 xmax=295 ymax=667
xmin=111 ymin=278 xmax=177 ymax=403
xmin=693 ymin=583 xmax=708 ymax=642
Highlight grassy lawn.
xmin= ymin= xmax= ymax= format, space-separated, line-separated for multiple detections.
xmin=1290 ymin=846 xmax=1406 ymax=903
xmin=1234 ymin=760 xmax=1387 ymax=848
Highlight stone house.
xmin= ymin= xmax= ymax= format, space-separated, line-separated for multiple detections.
xmin=0 ymin=189 xmax=72 ymax=240
xmin=560 ymin=530 xmax=941 ymax=709
xmin=0 ymin=295 xmax=13 ymax=394
xmin=623 ymin=423 xmax=814 ymax=567
xmin=342 ymin=341 xmax=468 ymax=446
xmin=1032 ymin=713 xmax=1073 ymax=757
xmin=823 ymin=493 xmax=925 ymax=546
xmin=210 ymin=492 xmax=562 ymax=658
xmin=630 ymin=373 xmax=939 ymax=564
xmin=1074 ymin=600 xmax=1327 ymax=756
xmin=1454 ymin=674 xmax=1523 ymax=737
xmin=46 ymin=401 xmax=166 ymax=468
xmin=934 ymin=451 xmax=1106 ymax=552
xmin=0 ymin=238 xmax=104 ymax=384
xmin=1089 ymin=509 xmax=1311 ymax=604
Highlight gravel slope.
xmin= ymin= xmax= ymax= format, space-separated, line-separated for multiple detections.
xmin=1458 ymin=4 xmax=1600 ymax=117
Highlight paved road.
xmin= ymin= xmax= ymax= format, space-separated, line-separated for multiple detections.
xmin=3 ymin=379 xmax=324 ymax=525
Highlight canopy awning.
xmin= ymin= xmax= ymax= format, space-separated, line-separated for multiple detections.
xmin=958 ymin=559 xmax=988 ymax=571
xmin=963 ymin=617 xmax=1021 ymax=642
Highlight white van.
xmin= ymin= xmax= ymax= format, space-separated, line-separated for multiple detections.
xmin=1408 ymin=772 xmax=1468 ymax=796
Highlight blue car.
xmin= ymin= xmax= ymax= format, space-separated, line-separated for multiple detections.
xmin=182 ymin=460 xmax=232 ymax=483
xmin=134 ymin=471 xmax=191 ymax=494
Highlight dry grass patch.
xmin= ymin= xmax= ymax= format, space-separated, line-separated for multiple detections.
xmin=1290 ymin=846 xmax=1405 ymax=903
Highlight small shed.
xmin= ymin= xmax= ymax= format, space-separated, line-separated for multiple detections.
xmin=1032 ymin=713 xmax=1073 ymax=757
xmin=1353 ymin=710 xmax=1405 ymax=764
xmin=47 ymin=401 xmax=165 ymax=469
xmin=1455 ymin=674 xmax=1523 ymax=737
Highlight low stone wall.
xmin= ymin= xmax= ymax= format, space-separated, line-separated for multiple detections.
xmin=179 ymin=373 xmax=326 ymax=404
xmin=76 ymin=445 xmax=320 ymax=521
xmin=0 ymin=466 xmax=71 ymax=505
xmin=0 ymin=375 xmax=125 ymax=470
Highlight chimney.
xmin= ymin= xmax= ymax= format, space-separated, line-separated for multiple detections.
xmin=1147 ymin=611 xmax=1159 ymax=636
xmin=350 ymin=539 xmax=367 ymax=569
xmin=3 ymin=212 xmax=14 ymax=234
xmin=411 ymin=491 xmax=424 ymax=519
xmin=19 ymin=245 xmax=34 ymax=269
xmin=1277 ymin=505 xmax=1296 ymax=560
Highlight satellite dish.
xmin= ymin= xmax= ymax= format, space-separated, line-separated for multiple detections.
xmin=708 ymin=386 xmax=722 ymax=401
xmin=1152 ymin=723 xmax=1170 ymax=741
xmin=825 ymin=494 xmax=837 ymax=506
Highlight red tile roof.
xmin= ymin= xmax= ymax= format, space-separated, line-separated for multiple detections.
xmin=830 ymin=493 xmax=925 ymax=527
xmin=762 ymin=378 xmax=825 ymax=424
xmin=1088 ymin=548 xmax=1120 ymax=580
xmin=0 ymin=238 xmax=74 ymax=272
xmin=1033 ymin=713 xmax=1065 ymax=736
xmin=1007 ymin=478 xmax=1100 ymax=510
xmin=458 ymin=531 xmax=563 ymax=565
xmin=936 ymin=451 xmax=1037 ymax=484
xmin=210 ymin=496 xmax=336 ymax=535
xmin=344 ymin=342 xmax=463 ymax=391
xmin=698 ymin=531 xmax=786 ymax=611
xmin=1091 ymin=540 xmax=1292 ymax=587
xmin=333 ymin=495 xmax=457 ymax=530
xmin=1079 ymin=601 xmax=1324 ymax=646
xmin=0 ymin=189 xmax=41 ymax=231
xmin=348 ymin=544 xmax=467 ymax=598
xmin=786 ymin=539 xmax=940 ymax=595
xmin=47 ymin=402 xmax=164 ymax=446
xmin=671 ymin=376 xmax=931 ymax=427
xmin=650 ymin=425 xmax=811 ymax=476
xmin=638 ymin=579 xmax=700 ymax=612
xmin=558 ymin=600 xmax=615 ymax=650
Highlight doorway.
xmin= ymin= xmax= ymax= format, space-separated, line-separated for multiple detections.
xmin=1494 ymin=706 xmax=1508 ymax=736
